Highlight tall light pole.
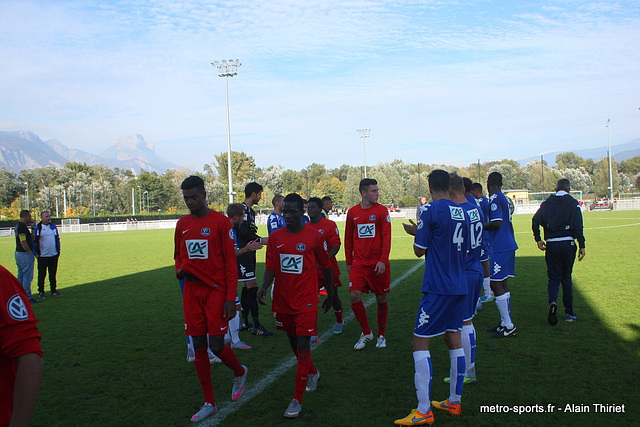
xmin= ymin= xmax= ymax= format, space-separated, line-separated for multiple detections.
xmin=24 ymin=182 xmax=29 ymax=210
xmin=606 ymin=119 xmax=614 ymax=207
xmin=212 ymin=59 xmax=241 ymax=204
xmin=143 ymin=191 xmax=149 ymax=214
xmin=357 ymin=129 xmax=370 ymax=178
xmin=137 ymin=186 xmax=142 ymax=216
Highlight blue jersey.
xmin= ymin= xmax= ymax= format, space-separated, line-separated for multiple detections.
xmin=488 ymin=191 xmax=518 ymax=253
xmin=302 ymin=215 xmax=310 ymax=224
xmin=461 ymin=201 xmax=484 ymax=274
xmin=267 ymin=212 xmax=286 ymax=235
xmin=414 ymin=199 xmax=468 ymax=295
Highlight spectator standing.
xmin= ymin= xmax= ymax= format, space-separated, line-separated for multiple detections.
xmin=14 ymin=210 xmax=38 ymax=304
xmin=34 ymin=211 xmax=62 ymax=298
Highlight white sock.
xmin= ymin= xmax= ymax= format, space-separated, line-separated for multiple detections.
xmin=228 ymin=311 xmax=240 ymax=344
xmin=495 ymin=294 xmax=514 ymax=329
xmin=413 ymin=350 xmax=432 ymax=414
xmin=483 ymin=277 xmax=492 ymax=296
xmin=461 ymin=324 xmax=476 ymax=378
xmin=449 ymin=348 xmax=465 ymax=404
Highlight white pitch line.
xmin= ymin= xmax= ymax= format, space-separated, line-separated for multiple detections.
xmin=202 ymin=259 xmax=424 ymax=426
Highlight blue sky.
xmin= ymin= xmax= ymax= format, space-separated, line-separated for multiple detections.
xmin=1 ymin=0 xmax=639 ymax=171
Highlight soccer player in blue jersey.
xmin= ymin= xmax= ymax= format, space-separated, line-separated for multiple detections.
xmin=396 ymin=170 xmax=468 ymax=425
xmin=267 ymin=195 xmax=286 ymax=235
xmin=484 ymin=172 xmax=518 ymax=338
xmin=471 ymin=182 xmax=493 ymax=303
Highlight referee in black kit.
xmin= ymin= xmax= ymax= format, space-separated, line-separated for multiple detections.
xmin=532 ymin=178 xmax=586 ymax=325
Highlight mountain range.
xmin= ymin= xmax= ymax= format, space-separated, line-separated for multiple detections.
xmin=1 ymin=130 xmax=639 ymax=175
xmin=0 ymin=131 xmax=178 ymax=174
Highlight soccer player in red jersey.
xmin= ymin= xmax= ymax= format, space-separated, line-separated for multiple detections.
xmin=174 ymin=176 xmax=248 ymax=423
xmin=344 ymin=178 xmax=392 ymax=350
xmin=306 ymin=197 xmax=345 ymax=334
xmin=0 ymin=264 xmax=43 ymax=427
xmin=258 ymin=193 xmax=333 ymax=418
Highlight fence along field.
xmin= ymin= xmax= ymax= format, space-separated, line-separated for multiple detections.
xmin=0 ymin=210 xmax=637 ymax=426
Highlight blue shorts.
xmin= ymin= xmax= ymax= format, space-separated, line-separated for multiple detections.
xmin=414 ymin=293 xmax=465 ymax=338
xmin=463 ymin=271 xmax=483 ymax=321
xmin=490 ymin=250 xmax=515 ymax=281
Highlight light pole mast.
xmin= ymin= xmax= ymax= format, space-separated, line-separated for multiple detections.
xmin=606 ymin=119 xmax=614 ymax=208
xmin=212 ymin=59 xmax=241 ymax=204
xmin=357 ymin=129 xmax=370 ymax=178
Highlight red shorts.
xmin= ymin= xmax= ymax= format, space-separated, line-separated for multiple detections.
xmin=183 ymin=280 xmax=228 ymax=336
xmin=275 ymin=311 xmax=317 ymax=336
xmin=348 ymin=262 xmax=391 ymax=294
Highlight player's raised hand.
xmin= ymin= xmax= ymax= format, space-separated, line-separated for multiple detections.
xmin=403 ymin=219 xmax=418 ymax=236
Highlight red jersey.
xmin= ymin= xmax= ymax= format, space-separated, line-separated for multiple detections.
xmin=0 ymin=265 xmax=42 ymax=426
xmin=344 ymin=202 xmax=392 ymax=267
xmin=174 ymin=210 xmax=237 ymax=301
xmin=266 ymin=226 xmax=331 ymax=314
xmin=305 ymin=218 xmax=341 ymax=277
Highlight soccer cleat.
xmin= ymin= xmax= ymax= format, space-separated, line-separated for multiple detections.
xmin=305 ymin=369 xmax=320 ymax=392
xmin=353 ymin=332 xmax=374 ymax=350
xmin=491 ymin=325 xmax=517 ymax=338
xmin=375 ymin=335 xmax=387 ymax=348
xmin=251 ymin=325 xmax=274 ymax=336
xmin=475 ymin=299 xmax=483 ymax=311
xmin=485 ymin=324 xmax=503 ymax=333
xmin=333 ymin=322 xmax=344 ymax=334
xmin=284 ymin=399 xmax=302 ymax=418
xmin=431 ymin=399 xmax=461 ymax=415
xmin=310 ymin=335 xmax=319 ymax=344
xmin=443 ymin=376 xmax=477 ymax=385
xmin=38 ymin=292 xmax=46 ymax=298
xmin=548 ymin=302 xmax=558 ymax=325
xmin=208 ymin=348 xmax=222 ymax=363
xmin=51 ymin=291 xmax=62 ymax=296
xmin=231 ymin=340 xmax=252 ymax=350
xmin=191 ymin=402 xmax=217 ymax=423
xmin=232 ymin=365 xmax=248 ymax=400
xmin=239 ymin=323 xmax=253 ymax=332
xmin=564 ymin=313 xmax=578 ymax=322
xmin=479 ymin=294 xmax=494 ymax=303
xmin=394 ymin=409 xmax=434 ymax=425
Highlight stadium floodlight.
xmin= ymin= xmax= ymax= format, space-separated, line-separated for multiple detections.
xmin=212 ymin=59 xmax=242 ymax=204
xmin=357 ymin=129 xmax=370 ymax=178
xmin=606 ymin=119 xmax=613 ymax=208
xmin=24 ymin=181 xmax=29 ymax=210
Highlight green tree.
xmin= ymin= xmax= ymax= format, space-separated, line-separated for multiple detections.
xmin=592 ymin=158 xmax=620 ymax=197
xmin=619 ymin=156 xmax=640 ymax=176
xmin=555 ymin=152 xmax=585 ymax=169
xmin=0 ymin=167 xmax=18 ymax=207
xmin=212 ymin=151 xmax=257 ymax=195
xmin=282 ymin=169 xmax=304 ymax=195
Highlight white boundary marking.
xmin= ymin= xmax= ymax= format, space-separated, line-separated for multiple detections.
xmin=202 ymin=259 xmax=424 ymax=426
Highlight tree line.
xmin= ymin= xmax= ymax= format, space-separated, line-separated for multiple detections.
xmin=1 ymin=151 xmax=639 ymax=220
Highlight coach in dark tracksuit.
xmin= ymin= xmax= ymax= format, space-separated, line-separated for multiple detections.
xmin=532 ymin=179 xmax=585 ymax=326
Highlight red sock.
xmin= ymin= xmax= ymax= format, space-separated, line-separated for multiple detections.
xmin=351 ymin=301 xmax=371 ymax=335
xmin=194 ymin=348 xmax=215 ymax=404
xmin=377 ymin=301 xmax=388 ymax=337
xmin=334 ymin=309 xmax=343 ymax=324
xmin=294 ymin=350 xmax=312 ymax=402
xmin=217 ymin=345 xmax=244 ymax=377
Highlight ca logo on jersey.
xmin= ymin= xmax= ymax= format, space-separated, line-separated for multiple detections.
xmin=358 ymin=224 xmax=376 ymax=238
xmin=467 ymin=208 xmax=480 ymax=222
xmin=280 ymin=254 xmax=303 ymax=274
xmin=201 ymin=227 xmax=210 ymax=236
xmin=449 ymin=206 xmax=464 ymax=221
xmin=7 ymin=294 xmax=29 ymax=321
xmin=186 ymin=239 xmax=208 ymax=259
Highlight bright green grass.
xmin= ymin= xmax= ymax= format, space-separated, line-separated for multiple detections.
xmin=0 ymin=211 xmax=638 ymax=426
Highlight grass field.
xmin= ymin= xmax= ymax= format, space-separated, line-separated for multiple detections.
xmin=0 ymin=210 xmax=638 ymax=426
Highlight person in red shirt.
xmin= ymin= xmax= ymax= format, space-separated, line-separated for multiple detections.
xmin=306 ymin=197 xmax=345 ymax=334
xmin=344 ymin=178 xmax=392 ymax=350
xmin=258 ymin=193 xmax=333 ymax=419
xmin=174 ymin=176 xmax=248 ymax=423
xmin=0 ymin=264 xmax=43 ymax=427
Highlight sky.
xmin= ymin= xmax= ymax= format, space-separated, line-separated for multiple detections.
xmin=1 ymin=0 xmax=639 ymax=172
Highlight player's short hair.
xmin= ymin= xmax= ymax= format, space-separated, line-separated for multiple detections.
xmin=41 ymin=210 xmax=50 ymax=217
xmin=471 ymin=182 xmax=483 ymax=193
xmin=449 ymin=172 xmax=464 ymax=194
xmin=283 ymin=193 xmax=304 ymax=211
xmin=19 ymin=209 xmax=31 ymax=219
xmin=487 ymin=171 xmax=503 ymax=187
xmin=359 ymin=178 xmax=377 ymax=194
xmin=307 ymin=197 xmax=323 ymax=209
xmin=272 ymin=195 xmax=284 ymax=206
xmin=244 ymin=182 xmax=263 ymax=198
xmin=428 ymin=170 xmax=450 ymax=192
xmin=462 ymin=177 xmax=473 ymax=193
xmin=181 ymin=175 xmax=205 ymax=193
xmin=321 ymin=196 xmax=332 ymax=202
xmin=556 ymin=178 xmax=571 ymax=192
xmin=226 ymin=203 xmax=244 ymax=218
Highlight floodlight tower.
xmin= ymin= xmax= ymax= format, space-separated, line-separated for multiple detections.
xmin=212 ymin=59 xmax=241 ymax=204
xmin=606 ymin=119 xmax=613 ymax=207
xmin=357 ymin=129 xmax=370 ymax=178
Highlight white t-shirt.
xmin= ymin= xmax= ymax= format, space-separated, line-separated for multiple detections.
xmin=39 ymin=224 xmax=58 ymax=257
